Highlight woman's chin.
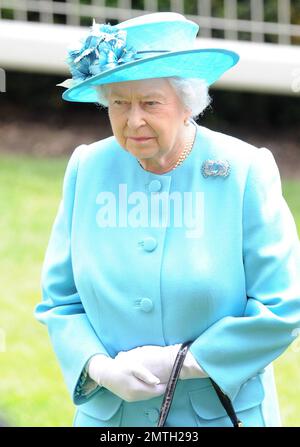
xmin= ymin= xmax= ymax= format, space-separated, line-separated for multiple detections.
xmin=127 ymin=146 xmax=158 ymax=159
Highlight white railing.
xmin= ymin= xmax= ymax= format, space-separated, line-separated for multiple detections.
xmin=0 ymin=0 xmax=299 ymax=46
xmin=1 ymin=19 xmax=300 ymax=96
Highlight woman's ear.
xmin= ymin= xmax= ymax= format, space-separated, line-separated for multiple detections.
xmin=184 ymin=111 xmax=193 ymax=126
xmin=184 ymin=108 xmax=192 ymax=123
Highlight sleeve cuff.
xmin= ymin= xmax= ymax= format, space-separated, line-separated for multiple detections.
xmin=74 ymin=360 xmax=102 ymax=404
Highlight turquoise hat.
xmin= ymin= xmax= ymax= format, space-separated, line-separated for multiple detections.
xmin=58 ymin=12 xmax=239 ymax=103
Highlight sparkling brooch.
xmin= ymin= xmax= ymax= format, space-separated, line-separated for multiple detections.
xmin=201 ymin=159 xmax=231 ymax=178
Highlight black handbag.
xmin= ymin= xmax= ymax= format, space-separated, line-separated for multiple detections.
xmin=157 ymin=341 xmax=242 ymax=427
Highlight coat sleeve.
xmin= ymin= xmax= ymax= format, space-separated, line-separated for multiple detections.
xmin=189 ymin=147 xmax=300 ymax=401
xmin=34 ymin=144 xmax=110 ymax=405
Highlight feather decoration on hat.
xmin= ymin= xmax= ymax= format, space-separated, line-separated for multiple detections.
xmin=57 ymin=19 xmax=138 ymax=89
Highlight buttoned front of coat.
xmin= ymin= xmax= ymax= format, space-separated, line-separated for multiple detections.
xmin=35 ymin=123 xmax=300 ymax=427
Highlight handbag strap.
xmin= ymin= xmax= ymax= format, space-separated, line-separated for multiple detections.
xmin=157 ymin=341 xmax=242 ymax=427
xmin=157 ymin=341 xmax=192 ymax=427
xmin=209 ymin=378 xmax=242 ymax=427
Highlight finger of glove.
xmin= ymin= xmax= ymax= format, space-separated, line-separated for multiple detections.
xmin=126 ymin=382 xmax=167 ymax=402
xmin=132 ymin=364 xmax=160 ymax=385
xmin=150 ymin=382 xmax=167 ymax=396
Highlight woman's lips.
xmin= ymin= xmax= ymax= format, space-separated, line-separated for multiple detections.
xmin=129 ymin=137 xmax=154 ymax=142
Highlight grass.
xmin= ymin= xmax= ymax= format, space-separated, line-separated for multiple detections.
xmin=0 ymin=152 xmax=299 ymax=427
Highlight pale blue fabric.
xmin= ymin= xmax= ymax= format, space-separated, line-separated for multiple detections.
xmin=67 ymin=24 xmax=137 ymax=84
xmin=34 ymin=123 xmax=300 ymax=427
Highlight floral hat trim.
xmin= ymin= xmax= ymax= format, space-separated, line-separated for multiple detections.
xmin=57 ymin=19 xmax=168 ymax=89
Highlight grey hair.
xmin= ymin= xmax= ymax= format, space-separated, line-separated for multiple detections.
xmin=93 ymin=77 xmax=211 ymax=120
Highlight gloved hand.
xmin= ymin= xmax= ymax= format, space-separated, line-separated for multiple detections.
xmin=115 ymin=344 xmax=180 ymax=383
xmin=180 ymin=350 xmax=209 ymax=380
xmin=87 ymin=353 xmax=167 ymax=402
xmin=115 ymin=344 xmax=209 ymax=383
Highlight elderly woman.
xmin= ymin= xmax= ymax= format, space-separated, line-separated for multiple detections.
xmin=35 ymin=12 xmax=300 ymax=427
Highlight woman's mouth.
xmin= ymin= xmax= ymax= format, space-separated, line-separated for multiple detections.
xmin=129 ymin=137 xmax=154 ymax=142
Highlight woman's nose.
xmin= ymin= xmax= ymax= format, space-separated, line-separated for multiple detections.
xmin=126 ymin=105 xmax=146 ymax=129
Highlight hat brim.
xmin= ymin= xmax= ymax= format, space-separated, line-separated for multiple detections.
xmin=61 ymin=48 xmax=239 ymax=103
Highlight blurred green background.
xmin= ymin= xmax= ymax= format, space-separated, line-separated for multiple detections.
xmin=0 ymin=153 xmax=299 ymax=427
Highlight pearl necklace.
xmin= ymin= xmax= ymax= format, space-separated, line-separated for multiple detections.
xmin=137 ymin=124 xmax=196 ymax=173
xmin=171 ymin=125 xmax=196 ymax=171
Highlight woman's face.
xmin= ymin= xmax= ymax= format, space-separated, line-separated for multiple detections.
xmin=106 ymin=78 xmax=191 ymax=168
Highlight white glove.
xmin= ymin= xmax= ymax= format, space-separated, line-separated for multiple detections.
xmin=87 ymin=354 xmax=167 ymax=402
xmin=116 ymin=344 xmax=180 ymax=383
xmin=115 ymin=344 xmax=209 ymax=383
xmin=181 ymin=350 xmax=209 ymax=380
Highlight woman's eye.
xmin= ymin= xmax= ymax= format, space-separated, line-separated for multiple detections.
xmin=145 ymin=101 xmax=158 ymax=106
xmin=113 ymin=100 xmax=127 ymax=105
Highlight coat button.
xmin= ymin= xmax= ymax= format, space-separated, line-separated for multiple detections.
xmin=140 ymin=298 xmax=154 ymax=312
xmin=148 ymin=180 xmax=162 ymax=193
xmin=147 ymin=408 xmax=159 ymax=423
xmin=143 ymin=237 xmax=157 ymax=252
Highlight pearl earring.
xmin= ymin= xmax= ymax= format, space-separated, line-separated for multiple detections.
xmin=184 ymin=119 xmax=190 ymax=127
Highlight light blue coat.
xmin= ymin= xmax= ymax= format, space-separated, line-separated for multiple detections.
xmin=35 ymin=123 xmax=300 ymax=427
